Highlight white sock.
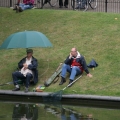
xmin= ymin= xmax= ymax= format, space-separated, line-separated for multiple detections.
xmin=15 ymin=85 xmax=19 ymax=88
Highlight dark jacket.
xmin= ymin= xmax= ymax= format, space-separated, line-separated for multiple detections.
xmin=64 ymin=55 xmax=89 ymax=74
xmin=18 ymin=56 xmax=38 ymax=84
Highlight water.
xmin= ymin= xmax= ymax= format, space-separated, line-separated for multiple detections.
xmin=0 ymin=101 xmax=120 ymax=120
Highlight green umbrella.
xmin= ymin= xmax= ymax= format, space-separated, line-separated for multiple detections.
xmin=0 ymin=31 xmax=53 ymax=49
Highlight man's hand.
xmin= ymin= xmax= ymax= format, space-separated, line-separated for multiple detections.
xmin=23 ymin=63 xmax=28 ymax=69
xmin=87 ymin=73 xmax=92 ymax=78
xmin=69 ymin=53 xmax=72 ymax=59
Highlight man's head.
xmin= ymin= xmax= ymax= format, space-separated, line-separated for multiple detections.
xmin=71 ymin=48 xmax=77 ymax=57
xmin=26 ymin=49 xmax=33 ymax=58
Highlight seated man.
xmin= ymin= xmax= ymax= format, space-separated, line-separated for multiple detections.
xmin=59 ymin=47 xmax=92 ymax=86
xmin=13 ymin=0 xmax=34 ymax=12
xmin=12 ymin=49 xmax=38 ymax=92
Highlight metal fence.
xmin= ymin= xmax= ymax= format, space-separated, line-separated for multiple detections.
xmin=0 ymin=0 xmax=120 ymax=13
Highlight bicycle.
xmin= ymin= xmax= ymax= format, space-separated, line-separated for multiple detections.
xmin=37 ymin=0 xmax=97 ymax=11
xmin=37 ymin=0 xmax=58 ymax=8
xmin=71 ymin=0 xmax=97 ymax=11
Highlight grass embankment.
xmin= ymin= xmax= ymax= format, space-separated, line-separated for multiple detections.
xmin=0 ymin=8 xmax=120 ymax=96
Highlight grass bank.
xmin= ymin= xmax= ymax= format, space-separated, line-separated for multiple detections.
xmin=0 ymin=8 xmax=120 ymax=96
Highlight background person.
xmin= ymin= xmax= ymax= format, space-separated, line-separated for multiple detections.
xmin=75 ymin=0 xmax=86 ymax=9
xmin=59 ymin=0 xmax=68 ymax=8
xmin=13 ymin=0 xmax=34 ymax=12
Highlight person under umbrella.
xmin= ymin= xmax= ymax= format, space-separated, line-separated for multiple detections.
xmin=12 ymin=49 xmax=38 ymax=92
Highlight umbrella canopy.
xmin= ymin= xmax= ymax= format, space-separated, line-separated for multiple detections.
xmin=87 ymin=59 xmax=98 ymax=68
xmin=0 ymin=31 xmax=53 ymax=49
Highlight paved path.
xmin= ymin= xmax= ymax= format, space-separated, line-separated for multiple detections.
xmin=0 ymin=90 xmax=120 ymax=109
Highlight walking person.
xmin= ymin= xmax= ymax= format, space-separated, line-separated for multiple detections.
xmin=59 ymin=0 xmax=68 ymax=8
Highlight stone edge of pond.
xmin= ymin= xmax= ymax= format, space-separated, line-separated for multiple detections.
xmin=0 ymin=90 xmax=120 ymax=102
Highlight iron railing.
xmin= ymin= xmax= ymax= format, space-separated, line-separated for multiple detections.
xmin=0 ymin=0 xmax=120 ymax=13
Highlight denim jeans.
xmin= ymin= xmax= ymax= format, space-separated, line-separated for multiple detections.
xmin=19 ymin=3 xmax=33 ymax=10
xmin=61 ymin=64 xmax=82 ymax=81
xmin=61 ymin=112 xmax=78 ymax=120
xmin=77 ymin=0 xmax=86 ymax=8
xmin=12 ymin=71 xmax=33 ymax=88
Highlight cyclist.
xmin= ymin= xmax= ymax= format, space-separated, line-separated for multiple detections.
xmin=75 ymin=0 xmax=86 ymax=9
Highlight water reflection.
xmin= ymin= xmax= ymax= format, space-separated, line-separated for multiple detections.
xmin=0 ymin=101 xmax=120 ymax=120
xmin=12 ymin=104 xmax=38 ymax=120
xmin=43 ymin=102 xmax=95 ymax=120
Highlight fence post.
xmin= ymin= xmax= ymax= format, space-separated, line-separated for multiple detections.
xmin=105 ymin=0 xmax=107 ymax=12
xmin=10 ymin=0 xmax=12 ymax=7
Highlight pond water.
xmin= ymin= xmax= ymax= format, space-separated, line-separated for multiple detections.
xmin=0 ymin=101 xmax=120 ymax=120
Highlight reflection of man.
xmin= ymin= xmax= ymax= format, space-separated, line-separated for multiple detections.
xmin=12 ymin=104 xmax=38 ymax=120
xmin=12 ymin=49 xmax=38 ymax=92
xmin=59 ymin=48 xmax=92 ymax=86
xmin=61 ymin=108 xmax=79 ymax=120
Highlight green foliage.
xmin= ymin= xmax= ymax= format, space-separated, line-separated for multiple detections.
xmin=0 ymin=8 xmax=120 ymax=96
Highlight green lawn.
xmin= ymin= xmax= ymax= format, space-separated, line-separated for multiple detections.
xmin=0 ymin=8 xmax=120 ymax=96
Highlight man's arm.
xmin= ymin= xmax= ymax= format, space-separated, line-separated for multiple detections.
xmin=64 ymin=55 xmax=72 ymax=65
xmin=80 ymin=56 xmax=92 ymax=77
xmin=18 ymin=58 xmax=26 ymax=69
xmin=28 ymin=58 xmax=38 ymax=70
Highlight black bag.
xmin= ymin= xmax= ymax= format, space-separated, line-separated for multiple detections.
xmin=87 ymin=59 xmax=98 ymax=68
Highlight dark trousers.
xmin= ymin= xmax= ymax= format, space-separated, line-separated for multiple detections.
xmin=12 ymin=71 xmax=33 ymax=88
xmin=59 ymin=0 xmax=68 ymax=6
xmin=77 ymin=0 xmax=86 ymax=8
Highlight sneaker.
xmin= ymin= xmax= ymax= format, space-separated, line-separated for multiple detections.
xmin=16 ymin=5 xmax=19 ymax=13
xmin=80 ymin=7 xmax=85 ymax=9
xmin=24 ymin=87 xmax=29 ymax=93
xmin=12 ymin=87 xmax=20 ymax=91
xmin=68 ymin=80 xmax=73 ymax=87
xmin=59 ymin=77 xmax=66 ymax=85
xmin=13 ymin=6 xmax=17 ymax=10
xmin=64 ymin=5 xmax=68 ymax=8
xmin=19 ymin=7 xmax=23 ymax=12
xmin=75 ymin=6 xmax=79 ymax=9
xmin=59 ymin=6 xmax=63 ymax=8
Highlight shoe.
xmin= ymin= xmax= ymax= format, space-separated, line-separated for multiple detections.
xmin=80 ymin=7 xmax=85 ymax=9
xmin=13 ymin=6 xmax=17 ymax=10
xmin=16 ymin=5 xmax=19 ymax=13
xmin=59 ymin=6 xmax=63 ymax=8
xmin=59 ymin=77 xmax=66 ymax=85
xmin=24 ymin=87 xmax=29 ymax=93
xmin=64 ymin=5 xmax=68 ymax=8
xmin=75 ymin=6 xmax=78 ymax=9
xmin=68 ymin=80 xmax=73 ymax=87
xmin=75 ymin=6 xmax=85 ymax=10
xmin=19 ymin=7 xmax=23 ymax=12
xmin=12 ymin=87 xmax=20 ymax=91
